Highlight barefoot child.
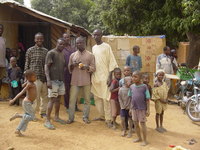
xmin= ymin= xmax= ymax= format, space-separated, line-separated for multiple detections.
xmin=119 ymin=66 xmax=132 ymax=87
xmin=110 ymin=68 xmax=121 ymax=129
xmin=142 ymin=72 xmax=152 ymax=97
xmin=9 ymin=70 xmax=37 ymax=136
xmin=152 ymin=70 xmax=169 ymax=133
xmin=118 ymin=76 xmax=133 ymax=137
xmin=129 ymin=71 xmax=150 ymax=146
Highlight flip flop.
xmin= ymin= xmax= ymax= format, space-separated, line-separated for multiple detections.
xmin=44 ymin=122 xmax=55 ymax=130
xmin=54 ymin=118 xmax=66 ymax=124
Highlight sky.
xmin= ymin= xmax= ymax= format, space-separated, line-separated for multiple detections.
xmin=24 ymin=0 xmax=31 ymax=7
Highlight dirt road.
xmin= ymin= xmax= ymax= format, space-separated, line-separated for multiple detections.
xmin=0 ymin=101 xmax=200 ymax=150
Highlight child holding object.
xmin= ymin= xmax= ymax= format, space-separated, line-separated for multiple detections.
xmin=118 ymin=76 xmax=133 ymax=137
xmin=9 ymin=70 xmax=37 ymax=136
xmin=8 ymin=57 xmax=22 ymax=106
xmin=152 ymin=69 xmax=169 ymax=133
xmin=110 ymin=68 xmax=121 ymax=129
xmin=129 ymin=71 xmax=150 ymax=146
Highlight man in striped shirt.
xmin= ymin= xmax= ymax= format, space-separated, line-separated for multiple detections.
xmin=24 ymin=33 xmax=48 ymax=118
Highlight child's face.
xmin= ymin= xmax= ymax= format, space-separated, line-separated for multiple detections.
xmin=123 ymin=67 xmax=132 ymax=77
xmin=35 ymin=35 xmax=44 ymax=47
xmin=114 ymin=71 xmax=121 ymax=80
xmin=27 ymin=74 xmax=37 ymax=82
xmin=132 ymin=74 xmax=141 ymax=84
xmin=157 ymin=72 xmax=165 ymax=81
xmin=143 ymin=75 xmax=150 ymax=84
xmin=133 ymin=48 xmax=140 ymax=54
xmin=10 ymin=58 xmax=17 ymax=67
xmin=125 ymin=78 xmax=132 ymax=87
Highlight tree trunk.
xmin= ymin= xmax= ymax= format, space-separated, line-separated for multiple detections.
xmin=186 ymin=32 xmax=200 ymax=68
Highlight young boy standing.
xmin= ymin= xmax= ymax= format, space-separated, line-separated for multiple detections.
xmin=118 ymin=76 xmax=133 ymax=137
xmin=9 ymin=70 xmax=37 ymax=136
xmin=152 ymin=70 xmax=169 ymax=133
xmin=125 ymin=46 xmax=142 ymax=73
xmin=129 ymin=71 xmax=150 ymax=146
xmin=8 ymin=57 xmax=22 ymax=106
xmin=44 ymin=38 xmax=66 ymax=129
xmin=119 ymin=66 xmax=132 ymax=87
xmin=110 ymin=68 xmax=121 ymax=129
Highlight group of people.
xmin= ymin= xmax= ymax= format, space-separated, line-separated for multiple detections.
xmin=0 ymin=23 xmax=178 ymax=146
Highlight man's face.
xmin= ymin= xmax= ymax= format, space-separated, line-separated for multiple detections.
xmin=0 ymin=25 xmax=3 ymax=36
xmin=35 ymin=35 xmax=44 ymax=47
xmin=11 ymin=49 xmax=17 ymax=57
xmin=93 ymin=30 xmax=102 ymax=43
xmin=164 ymin=47 xmax=171 ymax=55
xmin=76 ymin=38 xmax=85 ymax=51
xmin=57 ymin=40 xmax=65 ymax=52
xmin=63 ymin=33 xmax=71 ymax=45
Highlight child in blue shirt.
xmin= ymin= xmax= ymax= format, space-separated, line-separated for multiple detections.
xmin=125 ymin=45 xmax=142 ymax=72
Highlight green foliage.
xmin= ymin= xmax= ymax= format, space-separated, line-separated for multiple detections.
xmin=31 ymin=0 xmax=200 ymax=47
xmin=103 ymin=0 xmax=200 ymax=46
xmin=31 ymin=0 xmax=93 ymax=30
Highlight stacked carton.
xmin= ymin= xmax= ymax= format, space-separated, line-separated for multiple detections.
xmin=101 ymin=35 xmax=166 ymax=86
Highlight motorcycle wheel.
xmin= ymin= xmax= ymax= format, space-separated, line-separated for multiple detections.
xmin=186 ymin=100 xmax=200 ymax=122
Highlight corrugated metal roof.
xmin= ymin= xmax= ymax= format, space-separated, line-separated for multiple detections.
xmin=0 ymin=0 xmax=91 ymax=36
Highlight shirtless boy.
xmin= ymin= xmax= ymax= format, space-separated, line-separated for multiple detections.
xmin=9 ymin=70 xmax=37 ymax=136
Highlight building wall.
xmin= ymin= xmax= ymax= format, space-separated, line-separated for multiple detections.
xmin=0 ymin=5 xmax=18 ymax=49
xmin=89 ymin=36 xmax=166 ymax=86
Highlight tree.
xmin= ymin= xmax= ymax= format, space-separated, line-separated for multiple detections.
xmin=87 ymin=0 xmax=111 ymax=34
xmin=103 ymin=0 xmax=200 ymax=67
xmin=14 ymin=0 xmax=24 ymax=4
xmin=31 ymin=0 xmax=93 ymax=30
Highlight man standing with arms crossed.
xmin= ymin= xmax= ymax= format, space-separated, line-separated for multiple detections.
xmin=91 ymin=29 xmax=118 ymax=127
xmin=25 ymin=33 xmax=48 ymax=118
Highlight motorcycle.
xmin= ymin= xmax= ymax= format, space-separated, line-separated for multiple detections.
xmin=175 ymin=64 xmax=194 ymax=109
xmin=186 ymin=71 xmax=200 ymax=122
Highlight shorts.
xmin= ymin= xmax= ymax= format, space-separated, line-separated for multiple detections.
xmin=155 ymin=100 xmax=167 ymax=114
xmin=120 ymin=109 xmax=131 ymax=118
xmin=0 ymin=67 xmax=6 ymax=80
xmin=48 ymin=80 xmax=65 ymax=98
xmin=110 ymin=99 xmax=120 ymax=117
xmin=132 ymin=109 xmax=146 ymax=122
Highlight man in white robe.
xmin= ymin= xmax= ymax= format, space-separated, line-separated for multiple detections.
xmin=91 ymin=29 xmax=118 ymax=127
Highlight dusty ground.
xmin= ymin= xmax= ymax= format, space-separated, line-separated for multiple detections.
xmin=0 ymin=100 xmax=200 ymax=150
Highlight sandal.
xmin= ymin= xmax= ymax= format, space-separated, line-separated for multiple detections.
xmin=54 ymin=118 xmax=66 ymax=124
xmin=44 ymin=122 xmax=55 ymax=130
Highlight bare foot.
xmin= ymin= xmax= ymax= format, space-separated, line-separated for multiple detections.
xmin=121 ymin=130 xmax=126 ymax=137
xmin=10 ymin=113 xmax=19 ymax=121
xmin=133 ymin=138 xmax=142 ymax=143
xmin=15 ymin=130 xmax=24 ymax=137
xmin=141 ymin=141 xmax=148 ymax=146
xmin=155 ymin=127 xmax=163 ymax=133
